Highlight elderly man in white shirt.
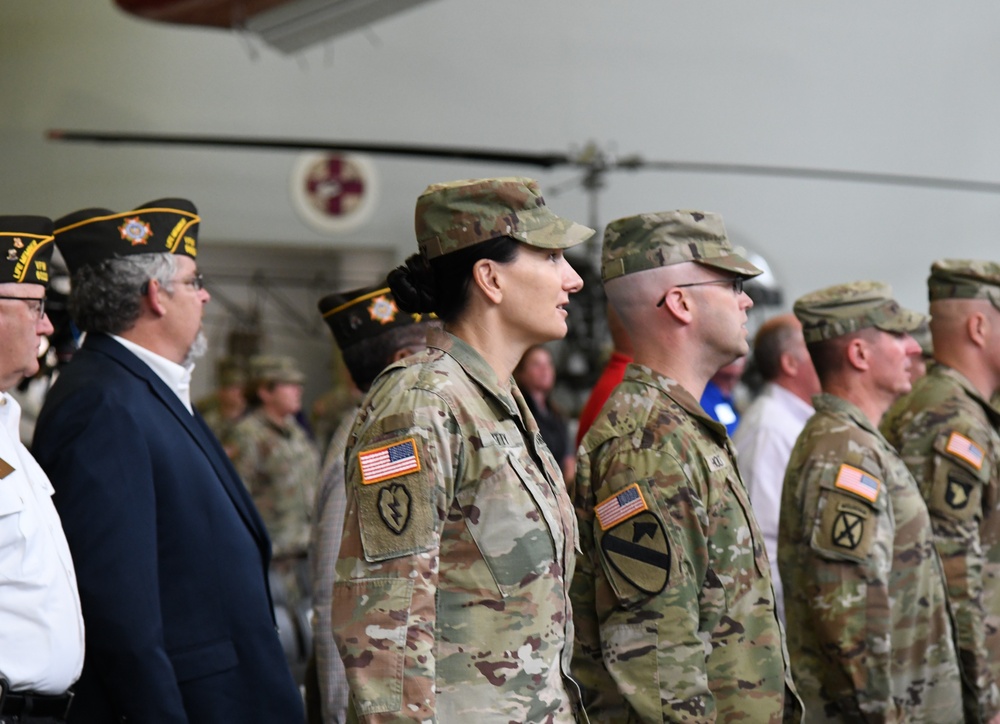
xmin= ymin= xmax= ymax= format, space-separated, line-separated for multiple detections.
xmin=733 ymin=313 xmax=820 ymax=623
xmin=0 ymin=216 xmax=84 ymax=723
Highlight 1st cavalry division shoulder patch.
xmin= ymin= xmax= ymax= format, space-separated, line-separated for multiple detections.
xmin=358 ymin=437 xmax=420 ymax=485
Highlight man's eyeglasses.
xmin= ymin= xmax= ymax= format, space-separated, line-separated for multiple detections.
xmin=656 ymin=277 xmax=744 ymax=308
xmin=0 ymin=295 xmax=46 ymax=320
xmin=177 ymin=273 xmax=205 ymax=291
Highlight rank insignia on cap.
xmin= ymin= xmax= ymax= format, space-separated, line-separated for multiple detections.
xmin=945 ymin=431 xmax=984 ymax=470
xmin=118 ymin=217 xmax=153 ymax=246
xmin=834 ymin=464 xmax=881 ymax=503
xmin=358 ymin=437 xmax=421 ymax=485
xmin=367 ymin=294 xmax=398 ymax=325
xmin=595 ymin=483 xmax=649 ymax=531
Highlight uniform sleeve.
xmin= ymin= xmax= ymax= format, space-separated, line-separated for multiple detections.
xmin=33 ymin=391 xmax=190 ymax=723
xmin=788 ymin=459 xmax=897 ymax=724
xmin=572 ymin=445 xmax=715 ymax=723
xmin=924 ymin=429 xmax=1000 ymax=721
xmin=331 ymin=397 xmax=458 ymax=723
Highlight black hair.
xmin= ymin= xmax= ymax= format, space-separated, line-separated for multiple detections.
xmin=388 ymin=236 xmax=520 ymax=324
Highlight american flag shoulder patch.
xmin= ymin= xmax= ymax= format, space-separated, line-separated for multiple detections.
xmin=358 ymin=437 xmax=421 ymax=485
xmin=595 ymin=483 xmax=648 ymax=531
xmin=834 ymin=464 xmax=881 ymax=503
xmin=945 ymin=431 xmax=985 ymax=470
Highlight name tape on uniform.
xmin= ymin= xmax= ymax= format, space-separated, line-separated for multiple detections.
xmin=595 ymin=483 xmax=648 ymax=530
xmin=834 ymin=464 xmax=880 ymax=503
xmin=945 ymin=431 xmax=984 ymax=470
xmin=359 ymin=438 xmax=421 ymax=485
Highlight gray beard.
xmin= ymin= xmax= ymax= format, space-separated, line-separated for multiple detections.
xmin=183 ymin=329 xmax=208 ymax=367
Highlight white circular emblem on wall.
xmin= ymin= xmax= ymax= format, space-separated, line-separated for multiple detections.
xmin=290 ymin=152 xmax=378 ymax=234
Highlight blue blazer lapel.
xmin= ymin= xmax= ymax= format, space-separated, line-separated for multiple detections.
xmin=85 ymin=335 xmax=271 ymax=553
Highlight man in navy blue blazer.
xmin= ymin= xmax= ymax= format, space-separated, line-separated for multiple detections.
xmin=33 ymin=199 xmax=304 ymax=723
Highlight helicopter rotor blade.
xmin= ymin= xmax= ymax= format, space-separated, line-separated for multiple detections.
xmin=632 ymin=158 xmax=1000 ymax=195
xmin=46 ymin=129 xmax=571 ymax=168
xmin=46 ymin=129 xmax=1000 ymax=195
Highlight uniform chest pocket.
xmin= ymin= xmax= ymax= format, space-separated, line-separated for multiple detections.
xmin=456 ymin=452 xmax=558 ymax=597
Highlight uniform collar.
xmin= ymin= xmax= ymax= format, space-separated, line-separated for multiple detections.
xmin=931 ymin=363 xmax=1000 ymax=425
xmin=623 ymin=362 xmax=730 ymax=438
xmin=427 ymin=328 xmax=519 ymax=418
xmin=812 ymin=392 xmax=885 ymax=439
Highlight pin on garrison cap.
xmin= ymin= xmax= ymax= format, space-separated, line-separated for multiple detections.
xmin=53 ymin=198 xmax=200 ymax=274
xmin=318 ymin=282 xmax=429 ymax=351
xmin=248 ymin=354 xmax=305 ymax=386
xmin=600 ymin=210 xmax=763 ymax=282
xmin=0 ymin=216 xmax=55 ymax=287
xmin=794 ymin=280 xmax=926 ymax=344
xmin=414 ymin=177 xmax=594 ymax=260
xmin=927 ymin=259 xmax=1000 ymax=312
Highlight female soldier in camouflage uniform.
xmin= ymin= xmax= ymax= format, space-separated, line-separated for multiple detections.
xmin=331 ymin=177 xmax=593 ymax=723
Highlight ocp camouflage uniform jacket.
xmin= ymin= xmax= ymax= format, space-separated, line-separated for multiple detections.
xmin=880 ymin=364 xmax=1000 ymax=722
xmin=778 ymin=393 xmax=962 ymax=723
xmin=332 ymin=329 xmax=583 ymax=723
xmin=570 ymin=363 xmax=801 ymax=723
xmin=228 ymin=407 xmax=320 ymax=558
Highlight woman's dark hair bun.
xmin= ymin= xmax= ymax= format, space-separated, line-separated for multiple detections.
xmin=388 ymin=253 xmax=437 ymax=314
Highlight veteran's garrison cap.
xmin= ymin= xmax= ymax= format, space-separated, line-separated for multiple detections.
xmin=318 ymin=282 xmax=428 ymax=351
xmin=794 ymin=280 xmax=926 ymax=344
xmin=54 ymin=198 xmax=200 ymax=274
xmin=414 ymin=177 xmax=594 ymax=260
xmin=927 ymin=259 xmax=1000 ymax=311
xmin=0 ymin=216 xmax=54 ymax=286
xmin=600 ymin=210 xmax=762 ymax=282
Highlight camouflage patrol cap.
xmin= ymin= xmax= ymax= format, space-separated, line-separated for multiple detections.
xmin=318 ymin=282 xmax=428 ymax=351
xmin=54 ymin=198 xmax=200 ymax=274
xmin=0 ymin=216 xmax=55 ymax=286
xmin=927 ymin=259 xmax=1000 ymax=311
xmin=414 ymin=177 xmax=594 ymax=259
xmin=911 ymin=318 xmax=933 ymax=358
xmin=215 ymin=356 xmax=247 ymax=387
xmin=794 ymin=280 xmax=926 ymax=344
xmin=600 ymin=210 xmax=763 ymax=282
xmin=248 ymin=355 xmax=305 ymax=386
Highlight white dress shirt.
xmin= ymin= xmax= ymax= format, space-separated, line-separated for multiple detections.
xmin=112 ymin=335 xmax=195 ymax=414
xmin=0 ymin=392 xmax=85 ymax=693
xmin=732 ymin=382 xmax=814 ymax=624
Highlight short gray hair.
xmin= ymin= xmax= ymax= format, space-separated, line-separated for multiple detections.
xmin=69 ymin=253 xmax=177 ymax=334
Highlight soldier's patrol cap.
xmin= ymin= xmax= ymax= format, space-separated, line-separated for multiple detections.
xmin=911 ymin=318 xmax=933 ymax=358
xmin=216 ymin=356 xmax=247 ymax=387
xmin=600 ymin=210 xmax=763 ymax=282
xmin=414 ymin=177 xmax=594 ymax=260
xmin=0 ymin=216 xmax=55 ymax=286
xmin=53 ymin=198 xmax=200 ymax=274
xmin=794 ymin=280 xmax=926 ymax=344
xmin=927 ymin=259 xmax=1000 ymax=311
xmin=318 ymin=282 xmax=428 ymax=351
xmin=248 ymin=355 xmax=305 ymax=386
